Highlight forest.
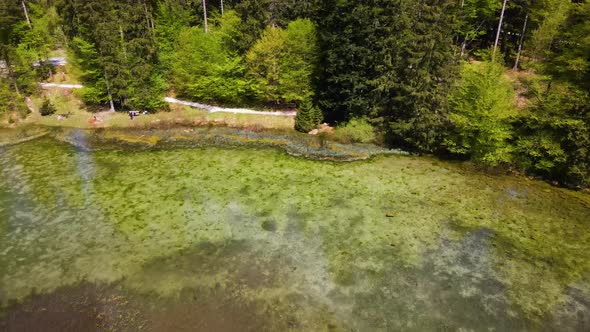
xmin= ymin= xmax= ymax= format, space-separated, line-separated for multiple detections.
xmin=0 ymin=0 xmax=589 ymax=188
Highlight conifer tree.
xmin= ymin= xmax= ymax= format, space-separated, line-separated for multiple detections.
xmin=59 ymin=0 xmax=164 ymax=111
xmin=385 ymin=0 xmax=459 ymax=152
xmin=295 ymin=98 xmax=322 ymax=133
xmin=317 ymin=0 xmax=458 ymax=151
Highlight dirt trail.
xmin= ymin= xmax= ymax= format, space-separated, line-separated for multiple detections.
xmin=38 ymin=83 xmax=296 ymax=117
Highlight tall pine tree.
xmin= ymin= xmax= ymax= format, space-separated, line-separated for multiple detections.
xmin=316 ymin=0 xmax=459 ymax=152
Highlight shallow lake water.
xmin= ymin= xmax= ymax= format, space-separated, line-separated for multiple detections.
xmin=0 ymin=128 xmax=589 ymax=331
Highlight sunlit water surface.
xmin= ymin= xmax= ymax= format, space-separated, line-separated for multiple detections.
xmin=0 ymin=129 xmax=589 ymax=331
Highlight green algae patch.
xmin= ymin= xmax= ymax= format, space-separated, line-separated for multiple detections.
xmin=0 ymin=126 xmax=49 ymax=147
xmin=102 ymin=131 xmax=161 ymax=145
xmin=45 ymin=126 xmax=395 ymax=161
xmin=442 ymin=173 xmax=590 ymax=320
xmin=0 ymin=130 xmax=589 ymax=329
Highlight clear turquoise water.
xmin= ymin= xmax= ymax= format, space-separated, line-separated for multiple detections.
xmin=0 ymin=128 xmax=589 ymax=331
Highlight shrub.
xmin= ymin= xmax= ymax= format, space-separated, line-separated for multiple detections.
xmin=334 ymin=118 xmax=376 ymax=143
xmin=39 ymin=99 xmax=57 ymax=116
xmin=295 ymin=99 xmax=322 ymax=133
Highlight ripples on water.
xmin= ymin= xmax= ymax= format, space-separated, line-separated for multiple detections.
xmin=0 ymin=128 xmax=589 ymax=331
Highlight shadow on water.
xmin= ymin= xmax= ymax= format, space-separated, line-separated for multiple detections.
xmin=0 ymin=238 xmax=345 ymax=332
xmin=346 ymin=229 xmax=521 ymax=331
xmin=2 ymin=226 xmax=588 ymax=332
xmin=344 ymin=227 xmax=590 ymax=332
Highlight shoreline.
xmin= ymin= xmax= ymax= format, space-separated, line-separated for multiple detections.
xmin=0 ymin=125 xmax=400 ymax=162
xmin=2 ymin=124 xmax=589 ymax=197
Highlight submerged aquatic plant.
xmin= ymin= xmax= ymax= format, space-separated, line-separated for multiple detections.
xmin=0 ymin=127 xmax=588 ymax=330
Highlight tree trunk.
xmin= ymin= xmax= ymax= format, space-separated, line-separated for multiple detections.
xmin=513 ymin=14 xmax=528 ymax=71
xmin=107 ymin=90 xmax=115 ymax=112
xmin=460 ymin=41 xmax=467 ymax=57
xmin=143 ymin=1 xmax=151 ymax=29
xmin=119 ymin=25 xmax=127 ymax=60
xmin=104 ymin=69 xmax=115 ymax=112
xmin=460 ymin=21 xmax=484 ymax=59
xmin=202 ymin=0 xmax=208 ymax=33
xmin=13 ymin=81 xmax=20 ymax=96
xmin=493 ymin=0 xmax=508 ymax=61
xmin=220 ymin=0 xmax=224 ymax=16
xmin=21 ymin=0 xmax=32 ymax=28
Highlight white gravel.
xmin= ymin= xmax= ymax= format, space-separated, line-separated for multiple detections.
xmin=37 ymin=83 xmax=296 ymax=117
xmin=164 ymin=97 xmax=296 ymax=117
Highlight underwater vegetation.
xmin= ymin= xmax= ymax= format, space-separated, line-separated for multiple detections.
xmin=0 ymin=127 xmax=588 ymax=331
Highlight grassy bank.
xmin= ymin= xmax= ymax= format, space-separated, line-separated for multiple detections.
xmin=9 ymin=88 xmax=295 ymax=131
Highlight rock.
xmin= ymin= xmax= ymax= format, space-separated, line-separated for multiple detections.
xmin=319 ymin=123 xmax=335 ymax=134
xmin=308 ymin=129 xmax=319 ymax=135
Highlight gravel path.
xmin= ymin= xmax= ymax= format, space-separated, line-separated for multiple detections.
xmin=39 ymin=83 xmax=84 ymax=89
xmin=38 ymin=83 xmax=296 ymax=117
xmin=164 ymin=97 xmax=296 ymax=117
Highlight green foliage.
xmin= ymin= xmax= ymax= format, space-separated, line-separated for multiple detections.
xmin=61 ymin=0 xmax=163 ymax=111
xmin=445 ymin=61 xmax=516 ymax=166
xmin=70 ymin=37 xmax=111 ymax=106
xmin=511 ymin=1 xmax=590 ymax=188
xmin=317 ymin=0 xmax=458 ymax=151
xmin=172 ymin=14 xmax=251 ymax=104
xmin=0 ymin=78 xmax=27 ymax=117
xmin=294 ymin=99 xmax=322 ymax=133
xmin=334 ymin=118 xmax=376 ymax=144
xmin=246 ymin=19 xmax=318 ymax=104
xmin=456 ymin=0 xmax=501 ymax=57
xmin=315 ymin=0 xmax=382 ymax=122
xmin=0 ymin=0 xmax=57 ymax=95
xmin=281 ymin=19 xmax=318 ymax=103
xmin=514 ymin=77 xmax=589 ymax=188
xmin=246 ymin=26 xmax=286 ymax=103
xmin=544 ymin=2 xmax=590 ymax=89
xmin=528 ymin=0 xmax=571 ymax=62
xmin=228 ymin=0 xmax=319 ymax=53
xmin=213 ymin=10 xmax=244 ymax=53
xmin=39 ymin=98 xmax=56 ymax=116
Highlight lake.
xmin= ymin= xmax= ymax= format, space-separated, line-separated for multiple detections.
xmin=0 ymin=127 xmax=589 ymax=331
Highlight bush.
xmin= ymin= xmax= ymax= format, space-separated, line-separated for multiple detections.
xmin=295 ymin=99 xmax=322 ymax=133
xmin=39 ymin=99 xmax=57 ymax=116
xmin=334 ymin=118 xmax=376 ymax=143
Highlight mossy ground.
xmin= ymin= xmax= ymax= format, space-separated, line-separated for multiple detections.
xmin=0 ymin=128 xmax=588 ymax=330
